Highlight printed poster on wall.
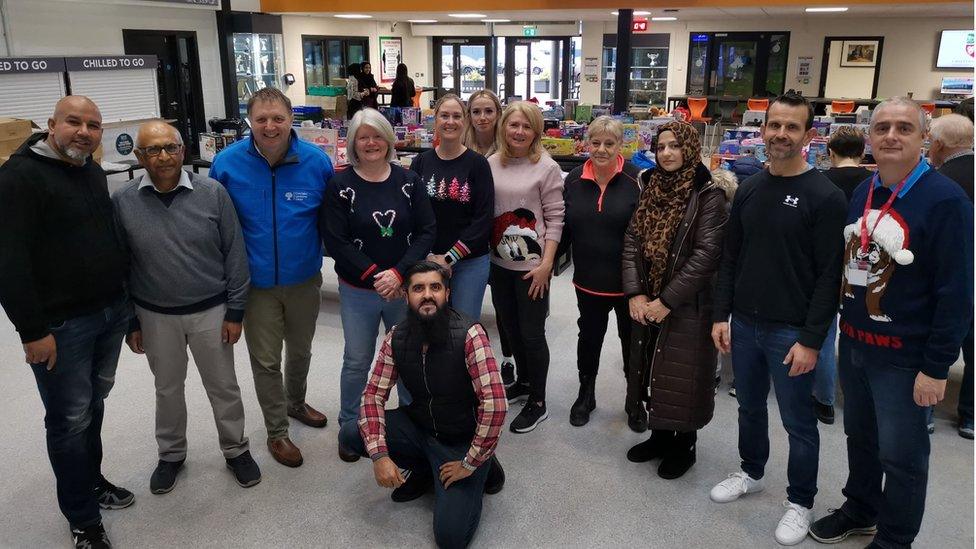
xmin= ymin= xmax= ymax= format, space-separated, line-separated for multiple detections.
xmin=379 ymin=37 xmax=402 ymax=84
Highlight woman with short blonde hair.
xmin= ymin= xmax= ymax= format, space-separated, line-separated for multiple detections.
xmin=495 ymin=101 xmax=545 ymax=165
xmin=488 ymin=101 xmax=565 ymax=434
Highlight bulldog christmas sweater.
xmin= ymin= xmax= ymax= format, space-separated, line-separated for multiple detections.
xmin=839 ymin=162 xmax=974 ymax=379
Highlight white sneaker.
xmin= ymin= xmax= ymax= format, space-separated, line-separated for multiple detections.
xmin=775 ymin=501 xmax=813 ymax=545
xmin=709 ymin=471 xmax=765 ymax=503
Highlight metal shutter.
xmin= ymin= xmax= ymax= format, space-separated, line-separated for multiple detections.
xmin=0 ymin=72 xmax=66 ymax=127
xmin=67 ymin=68 xmax=159 ymax=123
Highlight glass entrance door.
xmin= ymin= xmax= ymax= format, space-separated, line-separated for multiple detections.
xmin=503 ymin=38 xmax=571 ymax=104
xmin=433 ymin=39 xmax=491 ymax=101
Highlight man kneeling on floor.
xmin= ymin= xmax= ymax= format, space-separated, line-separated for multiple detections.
xmin=115 ymin=120 xmax=260 ymax=493
xmin=339 ymin=261 xmax=507 ymax=548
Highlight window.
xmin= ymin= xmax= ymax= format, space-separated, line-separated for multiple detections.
xmin=685 ymin=32 xmax=790 ymax=98
xmin=302 ymin=35 xmax=368 ymax=93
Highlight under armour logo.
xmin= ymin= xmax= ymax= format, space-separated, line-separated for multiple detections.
xmin=783 ymin=195 xmax=799 ymax=207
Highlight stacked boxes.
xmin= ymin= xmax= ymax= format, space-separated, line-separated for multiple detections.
xmin=0 ymin=118 xmax=35 ymax=165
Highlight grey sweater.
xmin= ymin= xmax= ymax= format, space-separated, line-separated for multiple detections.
xmin=113 ymin=171 xmax=249 ymax=322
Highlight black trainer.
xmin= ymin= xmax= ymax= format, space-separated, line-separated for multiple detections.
xmin=150 ymin=459 xmax=185 ymax=494
xmin=808 ymin=508 xmax=878 ymax=543
xmin=627 ymin=430 xmax=674 ymax=463
xmin=505 ymin=382 xmax=531 ymax=404
xmin=500 ymin=359 xmax=516 ymax=388
xmin=94 ymin=478 xmax=134 ymax=510
xmin=225 ymin=450 xmax=262 ymax=488
xmin=510 ymin=401 xmax=549 ymax=433
xmin=391 ymin=469 xmax=433 ymax=502
xmin=484 ymin=455 xmax=505 ymax=495
xmin=814 ymin=397 xmax=835 ymax=425
xmin=71 ymin=523 xmax=111 ymax=549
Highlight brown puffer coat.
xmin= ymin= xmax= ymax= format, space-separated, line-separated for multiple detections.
xmin=623 ymin=165 xmax=734 ymax=432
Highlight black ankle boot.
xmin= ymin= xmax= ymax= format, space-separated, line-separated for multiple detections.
xmin=627 ymin=407 xmax=648 ymax=433
xmin=626 ymin=429 xmax=675 ymax=463
xmin=657 ymin=430 xmax=697 ymax=479
xmin=569 ymin=375 xmax=596 ymax=426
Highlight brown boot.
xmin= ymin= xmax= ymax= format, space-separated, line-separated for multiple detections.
xmin=267 ymin=437 xmax=304 ymax=467
xmin=287 ymin=403 xmax=328 ymax=428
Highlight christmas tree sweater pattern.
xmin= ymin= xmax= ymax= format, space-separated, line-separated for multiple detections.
xmin=425 ymin=173 xmax=472 ymax=204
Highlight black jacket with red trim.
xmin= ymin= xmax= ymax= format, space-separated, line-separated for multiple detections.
xmin=560 ymin=159 xmax=642 ymax=295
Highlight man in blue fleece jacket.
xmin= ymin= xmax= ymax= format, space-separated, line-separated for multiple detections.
xmin=209 ymin=88 xmax=334 ymax=468
xmin=810 ymin=97 xmax=974 ymax=548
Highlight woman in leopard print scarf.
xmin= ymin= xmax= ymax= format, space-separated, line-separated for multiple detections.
xmin=629 ymin=120 xmax=702 ymax=295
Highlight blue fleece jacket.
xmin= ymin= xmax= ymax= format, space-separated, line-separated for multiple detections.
xmin=838 ymin=161 xmax=974 ymax=379
xmin=210 ymin=131 xmax=334 ymax=289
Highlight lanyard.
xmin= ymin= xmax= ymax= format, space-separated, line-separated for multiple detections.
xmin=859 ymin=173 xmax=908 ymax=254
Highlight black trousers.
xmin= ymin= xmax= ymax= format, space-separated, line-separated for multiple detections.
xmin=489 ymin=264 xmax=550 ymax=402
xmin=575 ymin=288 xmax=631 ymax=380
xmin=960 ymin=321 xmax=974 ymax=421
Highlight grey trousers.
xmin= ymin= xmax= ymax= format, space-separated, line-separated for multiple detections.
xmin=243 ymin=272 xmax=323 ymax=440
xmin=136 ymin=304 xmax=249 ymax=462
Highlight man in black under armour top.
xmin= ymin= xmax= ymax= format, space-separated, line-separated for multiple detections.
xmin=708 ymin=92 xmax=848 ymax=545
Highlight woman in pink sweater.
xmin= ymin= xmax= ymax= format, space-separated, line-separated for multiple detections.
xmin=488 ymin=101 xmax=565 ymax=434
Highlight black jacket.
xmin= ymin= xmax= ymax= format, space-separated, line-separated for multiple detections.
xmin=392 ymin=309 xmax=479 ymax=443
xmin=939 ymin=153 xmax=974 ymax=203
xmin=560 ymin=160 xmax=642 ymax=295
xmin=0 ymin=133 xmax=127 ymax=343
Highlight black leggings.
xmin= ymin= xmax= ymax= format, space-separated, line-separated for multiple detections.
xmin=489 ymin=264 xmax=550 ymax=402
xmin=575 ymin=288 xmax=631 ymax=380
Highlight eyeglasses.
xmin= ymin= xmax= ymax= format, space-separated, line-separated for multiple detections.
xmin=139 ymin=143 xmax=183 ymax=157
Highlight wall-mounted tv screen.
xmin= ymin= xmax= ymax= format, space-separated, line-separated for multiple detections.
xmin=937 ymin=30 xmax=975 ymax=68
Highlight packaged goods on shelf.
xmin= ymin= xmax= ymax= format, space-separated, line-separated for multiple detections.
xmin=296 ymin=126 xmax=339 ymax=163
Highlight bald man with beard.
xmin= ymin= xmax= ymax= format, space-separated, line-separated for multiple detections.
xmin=0 ymin=96 xmax=133 ymax=549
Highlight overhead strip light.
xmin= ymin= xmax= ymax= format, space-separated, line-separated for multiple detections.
xmin=482 ymin=19 xmax=511 ymax=23
xmin=408 ymin=19 xmax=438 ymax=23
xmin=335 ymin=14 xmax=372 ymax=18
xmin=611 ymin=10 xmax=651 ymax=15
xmin=805 ymin=7 xmax=849 ymax=12
xmin=448 ymin=13 xmax=488 ymax=18
xmin=652 ymin=16 xmax=677 ymax=21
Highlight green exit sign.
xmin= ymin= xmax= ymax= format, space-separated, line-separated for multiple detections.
xmin=523 ymin=26 xmax=537 ymax=37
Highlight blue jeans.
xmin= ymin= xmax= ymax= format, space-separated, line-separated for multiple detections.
xmin=838 ymin=337 xmax=930 ymax=549
xmin=337 ymin=283 xmax=407 ymax=426
xmin=731 ymin=314 xmax=819 ymax=508
xmin=448 ymin=254 xmax=490 ymax=321
xmin=339 ymin=411 xmax=490 ymax=548
xmin=30 ymin=298 xmax=128 ymax=528
xmin=814 ymin=316 xmax=839 ymax=406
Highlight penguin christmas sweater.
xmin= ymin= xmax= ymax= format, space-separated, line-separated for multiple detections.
xmin=839 ymin=161 xmax=974 ymax=379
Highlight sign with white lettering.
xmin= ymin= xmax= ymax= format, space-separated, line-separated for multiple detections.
xmin=0 ymin=57 xmax=66 ymax=74
xmin=64 ymin=55 xmax=157 ymax=72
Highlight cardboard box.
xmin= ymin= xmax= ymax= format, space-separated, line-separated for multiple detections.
xmin=541 ymin=137 xmax=576 ymax=156
xmin=296 ymin=127 xmax=339 ymax=163
xmin=0 ymin=118 xmax=37 ymax=164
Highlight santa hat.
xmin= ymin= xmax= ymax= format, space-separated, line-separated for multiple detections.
xmin=844 ymin=209 xmax=914 ymax=265
xmin=492 ymin=209 xmax=538 ymax=246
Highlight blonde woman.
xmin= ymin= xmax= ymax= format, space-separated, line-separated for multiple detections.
xmin=409 ymin=94 xmax=494 ymax=319
xmin=465 ymin=89 xmax=502 ymax=156
xmin=489 ymin=101 xmax=564 ymax=433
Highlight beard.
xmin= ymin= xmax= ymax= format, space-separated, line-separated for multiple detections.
xmin=53 ymin=135 xmax=91 ymax=162
xmin=404 ymin=300 xmax=450 ymax=346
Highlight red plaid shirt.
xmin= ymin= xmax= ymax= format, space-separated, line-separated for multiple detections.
xmin=358 ymin=323 xmax=508 ymax=469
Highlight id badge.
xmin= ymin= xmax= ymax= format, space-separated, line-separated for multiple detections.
xmin=847 ymin=260 xmax=869 ymax=287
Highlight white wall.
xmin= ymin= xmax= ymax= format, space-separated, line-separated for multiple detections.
xmin=280 ymin=15 xmax=430 ymax=107
xmin=2 ymin=0 xmax=224 ymax=122
xmin=823 ymin=40 xmax=875 ymax=99
xmin=583 ymin=16 xmax=967 ymax=105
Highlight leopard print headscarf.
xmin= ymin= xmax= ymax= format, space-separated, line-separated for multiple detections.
xmin=628 ymin=121 xmax=702 ymax=296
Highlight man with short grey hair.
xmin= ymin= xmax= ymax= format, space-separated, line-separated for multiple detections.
xmin=928 ymin=112 xmax=974 ymax=438
xmin=114 ymin=120 xmax=260 ymax=494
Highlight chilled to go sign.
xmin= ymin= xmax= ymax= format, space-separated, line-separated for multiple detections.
xmin=0 ymin=57 xmax=66 ymax=74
